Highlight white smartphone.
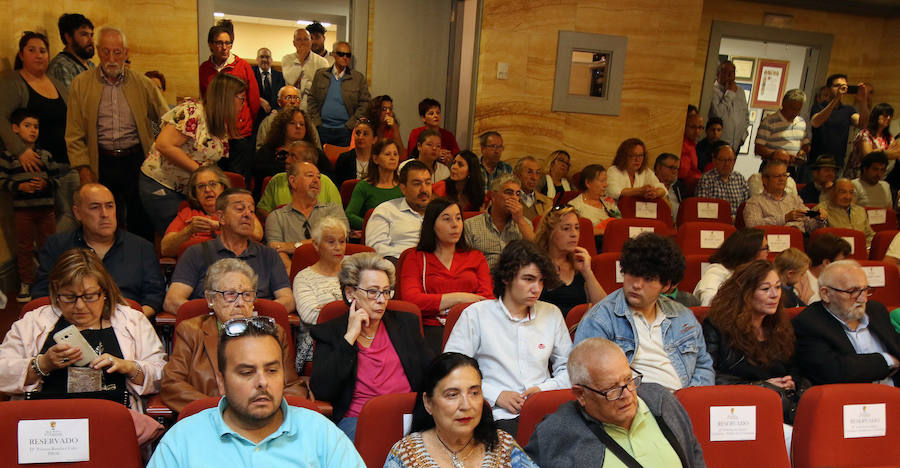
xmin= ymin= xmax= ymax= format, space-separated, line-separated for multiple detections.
xmin=52 ymin=325 xmax=100 ymax=366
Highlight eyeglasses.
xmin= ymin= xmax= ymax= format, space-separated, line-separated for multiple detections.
xmin=825 ymin=285 xmax=874 ymax=300
xmin=211 ymin=289 xmax=258 ymax=303
xmin=661 ymin=164 xmax=679 ymax=171
xmin=57 ymin=290 xmax=104 ymax=304
xmin=222 ymin=316 xmax=276 ymax=337
xmin=195 ymin=181 xmax=221 ymax=192
xmin=381 ymin=106 xmax=393 ymax=112
xmin=212 ymin=40 xmax=233 ymax=47
xmin=282 ymin=95 xmax=301 ymax=102
xmin=764 ymin=174 xmax=789 ymax=180
xmin=578 ymin=372 xmax=643 ymax=401
xmin=355 ymin=287 xmax=394 ymax=301
xmin=502 ymin=188 xmax=524 ymax=197
xmin=334 ymin=51 xmax=352 ymax=58
xmin=483 ymin=144 xmax=504 ymax=150
xmin=627 ymin=153 xmax=646 ymax=160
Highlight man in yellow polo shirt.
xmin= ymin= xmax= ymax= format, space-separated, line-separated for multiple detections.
xmin=525 ymin=338 xmax=706 ymax=467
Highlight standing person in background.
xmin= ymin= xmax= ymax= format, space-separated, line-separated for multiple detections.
xmin=307 ymin=41 xmax=370 ymax=147
xmin=198 ymin=19 xmax=260 ymax=186
xmin=809 ymin=73 xmax=869 ymax=181
xmin=708 ymin=60 xmax=749 ymax=152
xmin=755 ymin=89 xmax=811 ymax=181
xmin=47 ymin=13 xmax=95 ymax=90
xmin=280 ymin=29 xmax=328 ymax=111
xmin=306 ymin=21 xmax=333 ymax=66
xmin=366 ymin=95 xmax=405 ymax=156
xmin=252 ymin=47 xmax=285 ymax=116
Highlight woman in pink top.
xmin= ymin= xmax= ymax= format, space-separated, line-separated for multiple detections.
xmin=400 ymin=197 xmax=494 ymax=354
xmin=311 ymin=252 xmax=432 ymax=440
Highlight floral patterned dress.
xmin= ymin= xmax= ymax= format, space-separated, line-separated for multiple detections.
xmin=844 ymin=129 xmax=893 ymax=180
xmin=384 ymin=430 xmax=538 ymax=468
xmin=140 ymin=100 xmax=228 ymax=193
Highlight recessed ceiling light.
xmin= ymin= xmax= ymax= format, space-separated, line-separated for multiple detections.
xmin=213 ymin=12 xmax=225 ymax=17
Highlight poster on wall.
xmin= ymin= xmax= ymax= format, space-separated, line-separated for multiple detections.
xmin=737 ymin=83 xmax=752 ymax=105
xmin=751 ymin=59 xmax=789 ymax=109
xmin=731 ymin=57 xmax=756 ymax=82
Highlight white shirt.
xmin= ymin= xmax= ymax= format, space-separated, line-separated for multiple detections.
xmin=445 ymin=299 xmax=572 ymax=421
xmin=605 ymin=166 xmax=666 ymax=200
xmin=631 ymin=307 xmax=684 ymax=391
xmin=693 ymin=263 xmax=731 ymax=306
xmin=281 ymin=51 xmax=329 ymax=111
xmin=365 ymin=198 xmax=424 ymax=259
xmin=747 ymin=172 xmax=797 ymax=198
xmin=708 ymin=83 xmax=750 ymax=150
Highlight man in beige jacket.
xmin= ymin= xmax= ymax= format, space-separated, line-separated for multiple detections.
xmin=66 ymin=26 xmax=168 ymax=240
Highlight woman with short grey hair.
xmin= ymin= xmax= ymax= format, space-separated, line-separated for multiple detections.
xmin=311 ymin=252 xmax=430 ymax=440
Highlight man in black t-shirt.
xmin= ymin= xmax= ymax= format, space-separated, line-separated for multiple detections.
xmin=806 ymin=74 xmax=869 ymax=181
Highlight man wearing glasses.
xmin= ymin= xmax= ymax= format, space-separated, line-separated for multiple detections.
xmin=696 ymin=142 xmax=750 ymax=218
xmin=574 ymin=232 xmax=714 ymax=391
xmin=308 ymin=41 xmax=371 ymax=147
xmin=653 ymin=153 xmax=686 ymax=222
xmin=149 ymin=316 xmax=365 ymax=467
xmin=743 ymin=159 xmax=826 ymax=232
xmin=464 ymin=174 xmax=535 ymax=269
xmin=479 ymin=131 xmax=512 ymax=192
xmin=793 ymin=260 xmax=900 ymax=386
xmin=525 ymin=338 xmax=705 ymax=467
xmin=255 ymin=85 xmax=301 ymax=151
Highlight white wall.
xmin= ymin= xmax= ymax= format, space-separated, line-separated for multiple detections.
xmin=453 ymin=0 xmax=479 ymax=149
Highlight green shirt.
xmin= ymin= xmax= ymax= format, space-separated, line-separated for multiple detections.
xmin=257 ymin=172 xmax=341 ymax=213
xmin=601 ymin=398 xmax=683 ymax=468
xmin=345 ymin=180 xmax=403 ymax=229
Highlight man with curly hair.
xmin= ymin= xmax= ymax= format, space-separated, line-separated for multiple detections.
xmin=574 ymin=232 xmax=714 ymax=390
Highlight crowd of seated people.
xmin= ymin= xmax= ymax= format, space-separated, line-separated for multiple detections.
xmin=4 ymin=13 xmax=900 ymax=466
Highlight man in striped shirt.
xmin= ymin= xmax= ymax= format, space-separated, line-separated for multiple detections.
xmin=755 ymin=89 xmax=811 ymax=180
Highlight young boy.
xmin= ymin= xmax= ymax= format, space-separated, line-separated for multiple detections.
xmin=406 ymin=97 xmax=460 ymax=161
xmin=0 ymin=109 xmax=63 ymax=302
xmin=696 ymin=116 xmax=723 ymax=172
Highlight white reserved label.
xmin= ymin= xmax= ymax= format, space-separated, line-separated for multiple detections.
xmin=635 ymin=202 xmax=658 ymax=219
xmin=628 ymin=226 xmax=655 ymax=238
xmin=843 ymin=403 xmax=886 ymax=438
xmin=709 ymin=406 xmax=756 ymax=441
xmin=867 ymin=209 xmax=887 ymax=225
xmin=842 ymin=236 xmax=857 ymax=255
xmin=18 ymin=419 xmax=89 ymax=464
xmin=615 ymin=261 xmax=624 ymax=283
xmin=700 ymin=230 xmax=725 ymax=249
xmin=697 ymin=202 xmax=719 ymax=219
xmin=767 ymin=234 xmax=791 ymax=253
xmin=862 ymin=266 xmax=886 ymax=288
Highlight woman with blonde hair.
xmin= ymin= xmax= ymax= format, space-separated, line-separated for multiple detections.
xmin=537 ymin=150 xmax=573 ymax=200
xmin=774 ymin=247 xmax=813 ymax=307
xmin=534 ymin=206 xmax=605 ymax=317
xmin=140 ymin=72 xmax=247 ymax=234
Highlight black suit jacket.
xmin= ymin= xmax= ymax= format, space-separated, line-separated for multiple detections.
xmin=252 ymin=65 xmax=286 ymax=111
xmin=792 ymin=301 xmax=900 ymax=386
xmin=310 ymin=310 xmax=432 ymax=421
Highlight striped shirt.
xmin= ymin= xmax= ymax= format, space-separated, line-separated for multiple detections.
xmin=0 ymin=149 xmax=64 ymax=208
xmin=755 ymin=110 xmax=810 ymax=156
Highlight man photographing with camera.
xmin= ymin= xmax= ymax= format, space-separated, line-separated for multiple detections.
xmin=809 ymin=74 xmax=870 ymax=175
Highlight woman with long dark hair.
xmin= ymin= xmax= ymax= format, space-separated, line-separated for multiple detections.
xmin=433 ymin=150 xmax=486 ymax=211
xmin=845 ymin=103 xmax=900 ymax=179
xmin=385 ymin=353 xmax=538 ymax=467
xmin=605 ymin=138 xmax=666 ymax=200
xmin=703 ymin=260 xmax=806 ymax=422
xmin=693 ymin=228 xmax=769 ymax=305
xmin=345 ymin=138 xmax=404 ymax=230
xmin=366 ymin=95 xmax=405 ymax=156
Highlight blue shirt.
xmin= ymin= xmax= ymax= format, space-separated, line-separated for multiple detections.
xmin=825 ymin=305 xmax=895 ymax=387
xmin=148 ymin=397 xmax=365 ymax=468
xmin=172 ymin=237 xmax=290 ymax=300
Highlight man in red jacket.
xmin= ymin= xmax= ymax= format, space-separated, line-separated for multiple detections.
xmin=198 ymin=19 xmax=260 ymax=186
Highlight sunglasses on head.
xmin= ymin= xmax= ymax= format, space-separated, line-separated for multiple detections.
xmin=222 ymin=316 xmax=277 ymax=337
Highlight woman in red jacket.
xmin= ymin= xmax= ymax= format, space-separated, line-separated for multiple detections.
xmin=400 ymin=197 xmax=493 ymax=353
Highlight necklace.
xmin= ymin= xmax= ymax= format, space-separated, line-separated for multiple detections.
xmin=360 ymin=332 xmax=375 ymax=340
xmin=434 ymin=430 xmax=473 ymax=468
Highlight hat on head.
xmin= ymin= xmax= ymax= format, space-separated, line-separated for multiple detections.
xmin=812 ymin=154 xmax=839 ymax=169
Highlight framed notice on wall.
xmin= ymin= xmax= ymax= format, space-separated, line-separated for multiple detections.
xmin=731 ymin=57 xmax=756 ymax=82
xmin=751 ymin=59 xmax=789 ymax=109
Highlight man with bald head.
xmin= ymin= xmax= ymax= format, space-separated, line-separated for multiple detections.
xmin=252 ymin=47 xmax=285 ymax=115
xmin=815 ymin=178 xmax=875 ymax=248
xmin=34 ymin=183 xmax=164 ymax=316
xmin=255 ymin=85 xmax=302 ymax=150
xmin=708 ymin=60 xmax=749 ymax=151
xmin=793 ymin=260 xmax=900 ymax=386
xmin=281 ymin=29 xmax=328 ymax=111
xmin=525 ymin=338 xmax=705 ymax=467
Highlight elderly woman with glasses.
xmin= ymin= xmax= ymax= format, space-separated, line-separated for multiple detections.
xmin=159 ymin=165 xmax=262 ymax=257
xmin=160 ymin=258 xmax=308 ymax=413
xmin=311 ymin=252 xmax=432 ymax=440
xmin=0 ymin=249 xmax=166 ymax=411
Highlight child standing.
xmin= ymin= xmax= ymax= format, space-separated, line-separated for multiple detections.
xmin=0 ymin=109 xmax=63 ymax=302
xmin=406 ymin=97 xmax=460 ymax=161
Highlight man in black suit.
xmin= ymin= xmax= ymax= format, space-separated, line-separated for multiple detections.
xmin=252 ymin=47 xmax=285 ymax=116
xmin=793 ymin=260 xmax=900 ymax=386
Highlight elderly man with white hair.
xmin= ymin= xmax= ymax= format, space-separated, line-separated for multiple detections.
xmin=525 ymin=337 xmax=706 ymax=468
xmin=792 ymin=259 xmax=900 ymax=386
xmin=255 ymin=85 xmax=301 ymax=150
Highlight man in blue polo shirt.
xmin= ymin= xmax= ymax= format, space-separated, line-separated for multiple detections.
xmin=163 ymin=188 xmax=293 ymax=314
xmin=148 ymin=316 xmax=364 ymax=467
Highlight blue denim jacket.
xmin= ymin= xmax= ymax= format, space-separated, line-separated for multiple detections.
xmin=574 ymin=289 xmax=715 ymax=387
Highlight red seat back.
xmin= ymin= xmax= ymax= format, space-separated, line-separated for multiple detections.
xmin=340 ymin=179 xmax=359 ymax=208
xmin=618 ymin=196 xmax=674 ymax=228
xmin=679 ymin=254 xmax=711 ymax=293
xmin=323 ymin=144 xmax=349 ymax=167
xmin=516 ymin=389 xmax=576 ymax=446
xmin=0 ymin=399 xmax=142 ymax=467
xmin=590 ymin=252 xmax=623 ymax=294
xmin=676 ymin=221 xmax=736 ymax=256
xmin=675 ymin=385 xmax=790 ymax=468
xmin=178 ymin=395 xmax=320 ymax=421
xmin=676 ymin=197 xmax=733 ymax=225
xmin=20 ymin=297 xmax=142 ymax=320
xmin=360 ymin=208 xmax=376 ymax=245
xmin=442 ymin=301 xmax=475 ymax=351
xmin=601 ymin=218 xmax=670 ymax=253
xmin=869 ymin=230 xmax=898 ymax=261
xmin=224 ymin=171 xmax=245 ymax=189
xmin=809 ymin=228 xmax=867 ymax=260
xmin=354 ymin=392 xmax=418 ymax=465
xmin=865 ymin=206 xmax=898 ymax=232
xmin=757 ymin=225 xmax=804 ymax=261
xmin=565 ymin=303 xmax=590 ymax=339
xmin=556 ymin=190 xmax=580 ymax=207
xmin=735 ymin=202 xmax=747 ymax=229
xmin=394 ymin=247 xmax=416 ymax=301
xmin=690 ymin=305 xmax=710 ymax=323
xmin=791 ymin=383 xmax=900 ymax=468
xmin=261 ymin=175 xmax=273 ymax=195
xmin=856 ymin=260 xmax=900 ymax=308
xmin=289 ymin=243 xmax=375 ymax=283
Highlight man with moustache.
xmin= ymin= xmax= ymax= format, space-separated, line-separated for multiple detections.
xmin=147 ymin=317 xmax=364 ymax=467
xmin=793 ymin=260 xmax=900 ymax=386
xmin=526 ymin=338 xmax=705 ymax=468
xmin=48 ymin=13 xmax=95 ymax=90
xmin=252 ymin=47 xmax=285 ymax=115
xmin=366 ymin=160 xmax=432 ymax=262
xmin=66 ymin=26 xmax=168 ymax=240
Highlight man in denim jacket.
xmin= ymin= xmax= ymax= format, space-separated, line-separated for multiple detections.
xmin=574 ymin=233 xmax=714 ymax=389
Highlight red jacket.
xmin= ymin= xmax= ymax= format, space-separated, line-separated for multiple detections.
xmin=400 ymin=249 xmax=493 ymax=327
xmin=198 ymin=55 xmax=260 ymax=138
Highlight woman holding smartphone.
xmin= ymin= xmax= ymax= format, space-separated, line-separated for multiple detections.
xmin=310 ymin=252 xmax=432 ymax=440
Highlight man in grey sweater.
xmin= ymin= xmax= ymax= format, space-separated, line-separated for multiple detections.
xmin=525 ymin=338 xmax=706 ymax=467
